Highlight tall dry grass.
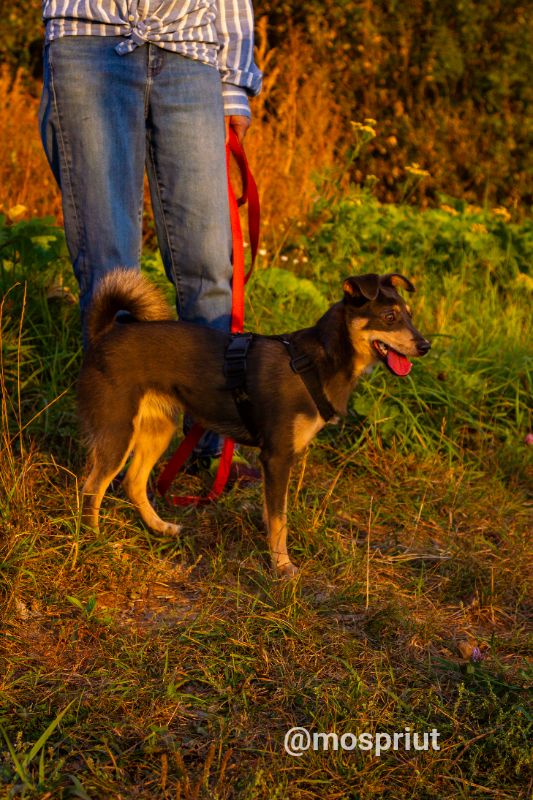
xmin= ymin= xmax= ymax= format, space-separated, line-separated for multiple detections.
xmin=244 ymin=19 xmax=342 ymax=250
xmin=0 ymin=68 xmax=63 ymax=223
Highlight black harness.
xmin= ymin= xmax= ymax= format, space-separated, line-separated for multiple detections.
xmin=223 ymin=333 xmax=259 ymax=444
xmin=223 ymin=333 xmax=337 ymax=445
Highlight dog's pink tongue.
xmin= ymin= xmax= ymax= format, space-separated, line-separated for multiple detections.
xmin=387 ymin=349 xmax=412 ymax=377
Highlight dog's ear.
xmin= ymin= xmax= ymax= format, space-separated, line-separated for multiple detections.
xmin=381 ymin=273 xmax=416 ymax=293
xmin=343 ymin=274 xmax=380 ymax=303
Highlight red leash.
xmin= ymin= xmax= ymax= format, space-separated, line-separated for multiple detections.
xmin=157 ymin=128 xmax=259 ymax=506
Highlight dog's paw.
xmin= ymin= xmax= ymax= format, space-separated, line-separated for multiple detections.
xmin=162 ymin=522 xmax=181 ymax=537
xmin=276 ymin=561 xmax=299 ymax=579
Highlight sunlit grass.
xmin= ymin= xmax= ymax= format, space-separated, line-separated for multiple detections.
xmin=0 ymin=199 xmax=531 ymax=798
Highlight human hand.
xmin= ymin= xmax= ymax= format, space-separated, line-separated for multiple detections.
xmin=225 ymin=115 xmax=250 ymax=144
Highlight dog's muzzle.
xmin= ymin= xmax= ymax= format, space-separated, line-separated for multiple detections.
xmin=416 ymin=339 xmax=431 ymax=356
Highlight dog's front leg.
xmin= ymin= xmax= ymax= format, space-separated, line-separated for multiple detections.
xmin=260 ymin=451 xmax=297 ymax=578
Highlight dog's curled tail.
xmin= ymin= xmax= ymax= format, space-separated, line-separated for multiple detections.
xmin=86 ymin=268 xmax=174 ymax=345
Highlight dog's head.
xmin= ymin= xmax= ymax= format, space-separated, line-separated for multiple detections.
xmin=342 ymin=273 xmax=430 ymax=377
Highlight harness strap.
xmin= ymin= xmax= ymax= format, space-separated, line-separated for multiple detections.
xmin=224 ymin=333 xmax=254 ymax=388
xmin=282 ymin=338 xmax=338 ymax=422
xmin=223 ymin=333 xmax=261 ymax=445
xmin=223 ymin=332 xmax=338 ymax=437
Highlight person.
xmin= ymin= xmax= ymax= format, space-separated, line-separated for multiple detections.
xmin=39 ymin=0 xmax=262 ymax=479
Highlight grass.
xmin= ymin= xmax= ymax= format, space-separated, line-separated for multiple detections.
xmin=0 ymin=195 xmax=531 ymax=799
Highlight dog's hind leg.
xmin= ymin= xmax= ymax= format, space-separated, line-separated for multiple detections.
xmin=122 ymin=416 xmax=181 ymax=536
xmin=260 ymin=450 xmax=297 ymax=578
xmin=82 ymin=428 xmax=135 ymax=531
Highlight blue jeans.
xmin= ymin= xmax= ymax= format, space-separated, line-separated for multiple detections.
xmin=39 ymin=36 xmax=232 ymax=457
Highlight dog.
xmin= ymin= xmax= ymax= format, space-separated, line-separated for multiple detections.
xmin=78 ymin=269 xmax=430 ymax=576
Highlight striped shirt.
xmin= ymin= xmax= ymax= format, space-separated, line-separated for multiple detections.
xmin=42 ymin=1 xmax=262 ymax=117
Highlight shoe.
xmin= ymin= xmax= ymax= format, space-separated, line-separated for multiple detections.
xmin=184 ymin=451 xmax=260 ymax=488
xmin=209 ymin=451 xmax=261 ymax=488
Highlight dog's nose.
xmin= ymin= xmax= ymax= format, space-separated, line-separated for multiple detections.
xmin=417 ymin=339 xmax=431 ymax=356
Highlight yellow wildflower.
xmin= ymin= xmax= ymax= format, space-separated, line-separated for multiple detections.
xmin=7 ymin=204 xmax=27 ymax=222
xmin=471 ymin=223 xmax=488 ymax=234
xmin=515 ymin=273 xmax=533 ymax=291
xmin=492 ymin=206 xmax=511 ymax=223
xmin=440 ymin=204 xmax=458 ymax=216
xmin=350 ymin=119 xmax=376 ymax=133
xmin=351 ymin=120 xmax=376 ymax=137
xmin=405 ymin=163 xmax=430 ymax=178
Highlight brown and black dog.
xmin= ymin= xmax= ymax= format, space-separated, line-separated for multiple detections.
xmin=78 ymin=269 xmax=430 ymax=576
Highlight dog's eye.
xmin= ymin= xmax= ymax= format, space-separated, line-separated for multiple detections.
xmin=383 ymin=311 xmax=396 ymax=324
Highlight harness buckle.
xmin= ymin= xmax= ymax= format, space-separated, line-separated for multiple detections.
xmin=290 ymin=353 xmax=313 ymax=374
xmin=225 ymin=345 xmax=248 ymax=360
